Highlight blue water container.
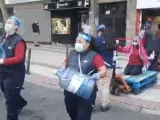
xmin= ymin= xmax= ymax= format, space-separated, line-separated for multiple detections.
xmin=76 ymin=77 xmax=96 ymax=99
xmin=0 ymin=46 xmax=5 ymax=59
xmin=56 ymin=67 xmax=96 ymax=100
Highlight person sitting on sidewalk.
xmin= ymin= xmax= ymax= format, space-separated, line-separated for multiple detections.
xmin=116 ymin=37 xmax=149 ymax=75
xmin=111 ymin=37 xmax=150 ymax=93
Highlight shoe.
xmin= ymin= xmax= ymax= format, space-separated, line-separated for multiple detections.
xmin=18 ymin=101 xmax=27 ymax=114
xmin=34 ymin=44 xmax=40 ymax=47
xmin=101 ymin=105 xmax=110 ymax=112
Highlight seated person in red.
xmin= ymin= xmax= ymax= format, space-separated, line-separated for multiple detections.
xmin=111 ymin=37 xmax=149 ymax=93
xmin=116 ymin=37 xmax=148 ymax=75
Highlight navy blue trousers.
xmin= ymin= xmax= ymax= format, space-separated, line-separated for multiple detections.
xmin=0 ymin=75 xmax=26 ymax=120
xmin=64 ymin=87 xmax=97 ymax=120
xmin=147 ymin=51 xmax=159 ymax=71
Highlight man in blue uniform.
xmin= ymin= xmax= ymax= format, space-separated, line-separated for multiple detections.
xmin=0 ymin=16 xmax=27 ymax=120
xmin=95 ymin=25 xmax=113 ymax=111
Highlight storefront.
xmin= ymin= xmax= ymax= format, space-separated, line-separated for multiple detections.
xmin=136 ymin=0 xmax=160 ymax=34
xmin=98 ymin=1 xmax=127 ymax=45
xmin=44 ymin=0 xmax=90 ymax=45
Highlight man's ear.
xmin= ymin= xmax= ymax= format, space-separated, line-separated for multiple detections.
xmin=14 ymin=25 xmax=18 ymax=31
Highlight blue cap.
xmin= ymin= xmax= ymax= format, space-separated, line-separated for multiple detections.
xmin=9 ymin=16 xmax=20 ymax=27
xmin=77 ymin=33 xmax=92 ymax=42
xmin=97 ymin=24 xmax=105 ymax=31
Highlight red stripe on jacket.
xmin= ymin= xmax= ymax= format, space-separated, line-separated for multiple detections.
xmin=4 ymin=41 xmax=25 ymax=65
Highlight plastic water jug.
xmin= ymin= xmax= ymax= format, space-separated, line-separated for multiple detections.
xmin=0 ymin=46 xmax=5 ymax=59
xmin=56 ymin=67 xmax=96 ymax=100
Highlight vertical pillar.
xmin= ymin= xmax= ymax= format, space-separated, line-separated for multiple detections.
xmin=135 ymin=9 xmax=141 ymax=36
xmin=89 ymin=0 xmax=99 ymax=37
xmin=0 ymin=0 xmax=9 ymax=22
xmin=126 ymin=0 xmax=137 ymax=44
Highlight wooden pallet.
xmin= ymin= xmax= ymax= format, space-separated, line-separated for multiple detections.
xmin=122 ymin=71 xmax=158 ymax=95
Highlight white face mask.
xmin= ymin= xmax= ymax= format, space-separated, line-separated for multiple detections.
xmin=4 ymin=23 xmax=15 ymax=35
xmin=132 ymin=42 xmax=138 ymax=46
xmin=75 ymin=43 xmax=84 ymax=52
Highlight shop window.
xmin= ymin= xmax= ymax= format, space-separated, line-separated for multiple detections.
xmin=51 ymin=17 xmax=71 ymax=34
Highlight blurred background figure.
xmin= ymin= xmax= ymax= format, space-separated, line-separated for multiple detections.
xmin=32 ymin=20 xmax=40 ymax=47
xmin=94 ymin=24 xmax=115 ymax=112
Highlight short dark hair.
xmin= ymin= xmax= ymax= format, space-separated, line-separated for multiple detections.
xmin=98 ymin=28 xmax=105 ymax=33
xmin=89 ymin=36 xmax=98 ymax=52
xmin=158 ymin=23 xmax=160 ymax=30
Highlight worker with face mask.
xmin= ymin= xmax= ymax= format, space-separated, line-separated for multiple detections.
xmin=0 ymin=16 xmax=27 ymax=120
xmin=58 ymin=32 xmax=107 ymax=120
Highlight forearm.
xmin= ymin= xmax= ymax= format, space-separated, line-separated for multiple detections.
xmin=3 ymin=41 xmax=25 ymax=65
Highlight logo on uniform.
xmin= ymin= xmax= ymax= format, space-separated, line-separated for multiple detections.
xmin=8 ymin=46 xmax=11 ymax=49
xmin=83 ymin=60 xmax=88 ymax=63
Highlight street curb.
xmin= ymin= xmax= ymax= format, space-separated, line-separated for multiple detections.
xmin=140 ymin=108 xmax=160 ymax=116
xmin=109 ymin=99 xmax=160 ymax=116
xmin=109 ymin=99 xmax=141 ymax=112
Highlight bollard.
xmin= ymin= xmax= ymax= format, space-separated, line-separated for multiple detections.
xmin=66 ymin=44 xmax=69 ymax=58
xmin=25 ymin=48 xmax=31 ymax=74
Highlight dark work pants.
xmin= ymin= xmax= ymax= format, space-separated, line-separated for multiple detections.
xmin=64 ymin=87 xmax=97 ymax=120
xmin=147 ymin=51 xmax=158 ymax=71
xmin=124 ymin=64 xmax=143 ymax=75
xmin=0 ymin=76 xmax=26 ymax=120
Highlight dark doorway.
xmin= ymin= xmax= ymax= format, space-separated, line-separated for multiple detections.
xmin=99 ymin=1 xmax=127 ymax=46
xmin=142 ymin=8 xmax=160 ymax=24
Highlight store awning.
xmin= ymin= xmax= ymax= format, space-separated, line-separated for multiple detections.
xmin=137 ymin=0 xmax=160 ymax=9
xmin=44 ymin=0 xmax=90 ymax=11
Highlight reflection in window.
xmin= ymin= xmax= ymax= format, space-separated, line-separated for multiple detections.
xmin=52 ymin=18 xmax=71 ymax=34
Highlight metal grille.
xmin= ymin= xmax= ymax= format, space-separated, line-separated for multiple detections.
xmin=99 ymin=2 xmax=126 ymax=46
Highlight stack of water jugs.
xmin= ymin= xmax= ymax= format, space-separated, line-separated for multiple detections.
xmin=56 ymin=67 xmax=96 ymax=100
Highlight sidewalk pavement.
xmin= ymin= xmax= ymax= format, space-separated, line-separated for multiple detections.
xmin=26 ymin=44 xmax=160 ymax=115
xmin=27 ymin=43 xmax=128 ymax=68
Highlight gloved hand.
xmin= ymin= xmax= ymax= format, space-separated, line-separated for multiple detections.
xmin=116 ymin=40 xmax=119 ymax=45
xmin=113 ymin=55 xmax=117 ymax=61
xmin=142 ymin=66 xmax=147 ymax=71
xmin=90 ymin=73 xmax=101 ymax=81
xmin=148 ymin=55 xmax=154 ymax=60
xmin=148 ymin=51 xmax=155 ymax=60
xmin=0 ymin=59 xmax=4 ymax=64
xmin=58 ymin=65 xmax=66 ymax=72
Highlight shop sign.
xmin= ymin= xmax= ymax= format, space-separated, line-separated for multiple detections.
xmin=44 ymin=0 xmax=90 ymax=10
xmin=137 ymin=0 xmax=160 ymax=9
xmin=57 ymin=2 xmax=69 ymax=9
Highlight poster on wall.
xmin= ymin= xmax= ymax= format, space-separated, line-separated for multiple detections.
xmin=52 ymin=18 xmax=71 ymax=35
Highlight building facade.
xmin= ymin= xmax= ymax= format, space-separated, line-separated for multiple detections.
xmin=43 ymin=0 xmax=90 ymax=44
xmin=5 ymin=0 xmax=51 ymax=43
xmin=3 ymin=0 xmax=139 ymax=44
xmin=93 ymin=0 xmax=137 ymax=44
xmin=136 ymin=0 xmax=160 ymax=35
